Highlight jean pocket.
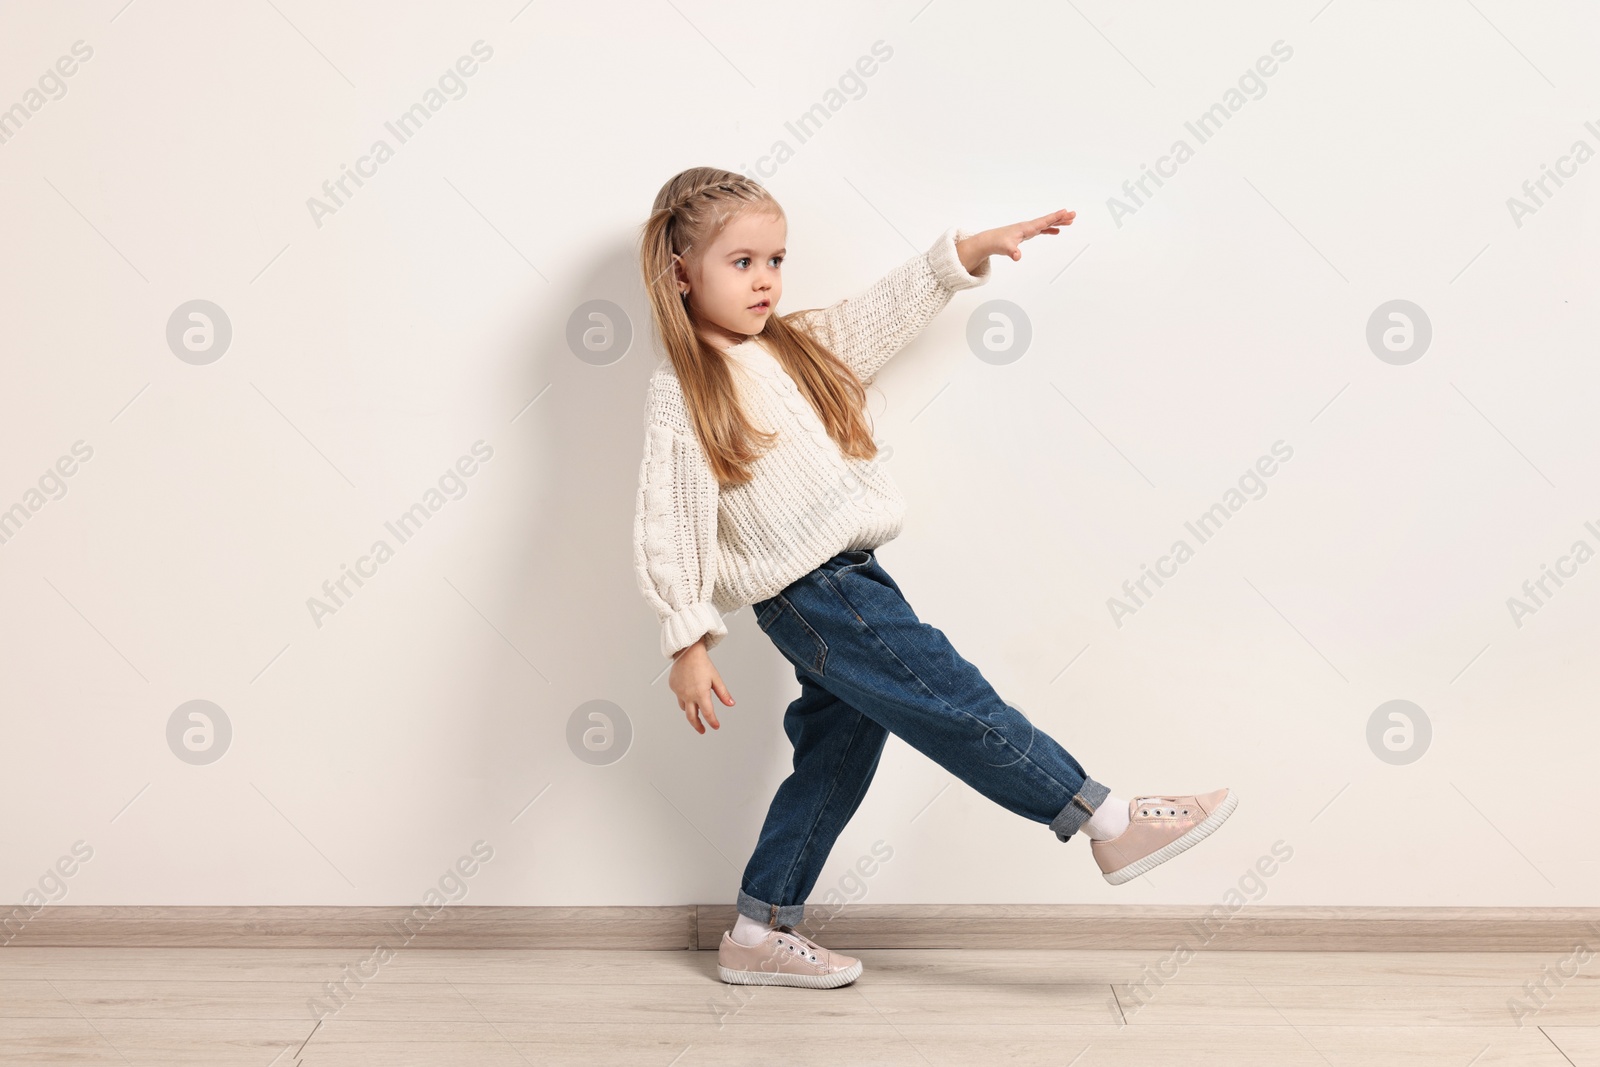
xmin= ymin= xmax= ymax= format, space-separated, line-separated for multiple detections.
xmin=827 ymin=549 xmax=898 ymax=607
xmin=835 ymin=548 xmax=873 ymax=573
xmin=755 ymin=594 xmax=828 ymax=675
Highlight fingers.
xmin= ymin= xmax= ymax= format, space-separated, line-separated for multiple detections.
xmin=685 ymin=703 xmax=717 ymax=733
xmin=1011 ymin=210 xmax=1076 ymax=252
xmin=1032 ymin=214 xmax=1073 ymax=232
xmin=1027 ymin=210 xmax=1076 ymax=234
xmin=680 ymin=693 xmax=719 ymax=732
xmin=993 ymin=211 xmax=1077 ymax=264
xmin=713 ymin=677 xmax=735 ymax=706
xmin=680 ymin=699 xmax=703 ymax=734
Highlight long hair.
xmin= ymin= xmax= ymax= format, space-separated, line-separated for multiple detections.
xmin=637 ymin=166 xmax=880 ymax=487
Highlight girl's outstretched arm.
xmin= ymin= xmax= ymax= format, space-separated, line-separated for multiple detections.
xmin=788 ymin=209 xmax=1073 ymax=385
xmin=785 ymin=226 xmax=987 ymax=386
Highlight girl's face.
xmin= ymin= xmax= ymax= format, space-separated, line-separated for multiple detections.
xmin=677 ymin=209 xmax=785 ymax=350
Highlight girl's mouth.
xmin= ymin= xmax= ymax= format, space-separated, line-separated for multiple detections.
xmin=749 ymin=300 xmax=770 ymax=311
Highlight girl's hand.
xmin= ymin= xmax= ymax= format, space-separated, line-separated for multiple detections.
xmin=958 ymin=209 xmax=1075 ymax=273
xmin=669 ymin=638 xmax=734 ymax=734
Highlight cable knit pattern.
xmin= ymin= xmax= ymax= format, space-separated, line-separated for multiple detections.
xmin=632 ymin=226 xmax=991 ymax=659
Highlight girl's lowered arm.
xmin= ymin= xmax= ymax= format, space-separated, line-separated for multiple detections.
xmin=632 ymin=374 xmax=727 ymax=660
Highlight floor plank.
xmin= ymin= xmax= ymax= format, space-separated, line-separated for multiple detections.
xmin=0 ymin=945 xmax=1594 ymax=1065
xmin=1542 ymin=1025 xmax=1600 ymax=1066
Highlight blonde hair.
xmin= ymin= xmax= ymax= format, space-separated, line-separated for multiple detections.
xmin=637 ymin=166 xmax=880 ymax=487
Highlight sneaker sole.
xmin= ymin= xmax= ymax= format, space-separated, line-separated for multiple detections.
xmin=717 ymin=959 xmax=864 ymax=988
xmin=1103 ymin=789 xmax=1238 ymax=885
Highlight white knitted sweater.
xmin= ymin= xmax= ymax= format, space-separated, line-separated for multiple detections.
xmin=632 ymin=226 xmax=992 ymax=659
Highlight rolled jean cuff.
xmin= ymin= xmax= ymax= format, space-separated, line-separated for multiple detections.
xmin=1049 ymin=776 xmax=1112 ymax=843
xmin=736 ymin=886 xmax=806 ymax=928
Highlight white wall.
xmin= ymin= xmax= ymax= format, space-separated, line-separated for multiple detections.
xmin=2 ymin=0 xmax=1596 ymax=916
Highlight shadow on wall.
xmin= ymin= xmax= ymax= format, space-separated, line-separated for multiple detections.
xmin=461 ymin=228 xmax=799 ymax=908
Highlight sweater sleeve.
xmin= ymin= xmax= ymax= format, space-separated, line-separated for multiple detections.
xmin=789 ymin=226 xmax=992 ymax=386
xmin=632 ymin=374 xmax=728 ymax=660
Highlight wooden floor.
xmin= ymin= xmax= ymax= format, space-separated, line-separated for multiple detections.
xmin=1 ymin=945 xmax=1597 ymax=1065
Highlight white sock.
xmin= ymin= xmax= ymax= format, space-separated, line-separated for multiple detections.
xmin=731 ymin=913 xmax=773 ymax=947
xmin=1082 ymin=794 xmax=1130 ymax=841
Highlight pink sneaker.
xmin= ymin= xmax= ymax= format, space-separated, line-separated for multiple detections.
xmin=716 ymin=923 xmax=864 ymax=988
xmin=1091 ymin=787 xmax=1237 ymax=885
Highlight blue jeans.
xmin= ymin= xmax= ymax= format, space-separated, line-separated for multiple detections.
xmin=736 ymin=547 xmax=1110 ymax=929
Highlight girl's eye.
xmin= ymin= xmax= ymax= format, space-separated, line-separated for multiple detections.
xmin=734 ymin=257 xmax=783 ymax=269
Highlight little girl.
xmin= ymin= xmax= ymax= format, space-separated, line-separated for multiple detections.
xmin=631 ymin=167 xmax=1236 ymax=989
